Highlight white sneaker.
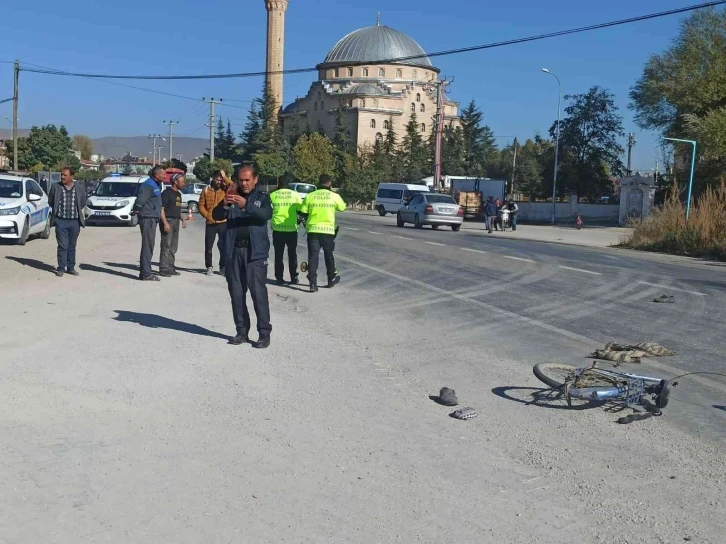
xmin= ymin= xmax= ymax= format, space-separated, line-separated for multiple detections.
xmin=206 ymin=267 xmax=214 ymax=276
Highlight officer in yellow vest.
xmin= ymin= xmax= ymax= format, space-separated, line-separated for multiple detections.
xmin=300 ymin=174 xmax=346 ymax=292
xmin=269 ymin=180 xmax=304 ymax=285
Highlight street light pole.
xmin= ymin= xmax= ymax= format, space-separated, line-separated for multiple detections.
xmin=664 ymin=137 xmax=697 ymax=220
xmin=542 ymin=68 xmax=561 ymax=225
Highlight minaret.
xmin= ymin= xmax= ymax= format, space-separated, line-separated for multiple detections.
xmin=264 ymin=0 xmax=289 ymax=113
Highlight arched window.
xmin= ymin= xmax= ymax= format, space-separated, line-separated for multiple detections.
xmin=363 ymin=68 xmax=369 ymax=76
xmin=347 ymin=99 xmax=353 ymax=107
xmin=321 ymin=102 xmax=325 ymax=111
xmin=384 ymin=120 xmax=390 ymax=130
xmin=314 ymin=102 xmax=318 ymax=111
xmin=416 ymin=93 xmax=421 ymax=102
xmin=378 ymin=68 xmax=385 ymax=77
xmin=347 ymin=67 xmax=353 ymax=77
xmin=317 ymin=92 xmax=321 ymax=100
xmin=410 ymin=103 xmax=415 ymax=112
xmin=370 ymin=119 xmax=376 ymax=129
xmin=395 ymin=68 xmax=402 ymax=78
xmin=412 ymin=70 xmax=418 ymax=79
xmin=372 ymin=98 xmax=379 ymax=108
xmin=420 ymin=103 xmax=425 ymax=113
xmin=375 ymin=132 xmax=383 ymax=142
xmin=360 ymin=98 xmax=366 ymax=108
xmin=421 ymin=123 xmax=426 ymax=133
xmin=334 ymin=68 xmax=339 ymax=77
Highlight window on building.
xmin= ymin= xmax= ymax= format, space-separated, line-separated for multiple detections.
xmin=416 ymin=93 xmax=421 ymax=102
xmin=372 ymin=98 xmax=379 ymax=108
xmin=348 ymin=99 xmax=353 ymax=107
xmin=321 ymin=102 xmax=325 ymax=110
xmin=363 ymin=68 xmax=369 ymax=76
xmin=360 ymin=99 xmax=366 ymax=108
xmin=383 ymin=120 xmax=390 ymax=130
xmin=420 ymin=104 xmax=425 ymax=113
xmin=378 ymin=68 xmax=385 ymax=77
xmin=421 ymin=123 xmax=426 ymax=133
xmin=395 ymin=69 xmax=402 ymax=78
xmin=317 ymin=92 xmax=321 ymax=100
xmin=375 ymin=132 xmax=383 ymax=142
xmin=370 ymin=119 xmax=376 ymax=129
xmin=413 ymin=70 xmax=418 ymax=79
xmin=334 ymin=68 xmax=339 ymax=77
xmin=347 ymin=67 xmax=353 ymax=77
xmin=314 ymin=102 xmax=318 ymax=111
xmin=410 ymin=103 xmax=415 ymax=112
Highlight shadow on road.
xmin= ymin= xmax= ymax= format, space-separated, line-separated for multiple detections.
xmin=491 ymin=385 xmax=604 ymax=411
xmin=5 ymin=256 xmax=55 ymax=273
xmin=113 ymin=310 xmax=230 ymax=341
xmin=104 ymin=261 xmax=140 ymax=272
xmin=80 ymin=263 xmax=138 ymax=280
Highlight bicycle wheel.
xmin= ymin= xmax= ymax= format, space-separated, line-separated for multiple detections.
xmin=533 ymin=363 xmax=578 ymax=389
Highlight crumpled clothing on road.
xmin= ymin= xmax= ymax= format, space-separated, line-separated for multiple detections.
xmin=589 ymin=341 xmax=677 ymax=363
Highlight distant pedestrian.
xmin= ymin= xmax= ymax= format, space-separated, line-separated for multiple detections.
xmin=48 ymin=167 xmax=87 ymax=277
xmin=300 ymin=174 xmax=347 ymax=292
xmin=495 ymin=198 xmax=503 ymax=231
xmin=132 ymin=165 xmax=165 ymax=281
xmin=199 ymin=170 xmax=229 ymax=276
xmin=223 ymin=165 xmax=273 ymax=349
xmin=507 ymin=200 xmax=519 ymax=231
xmin=270 ymin=179 xmax=303 ymax=285
xmin=159 ymin=172 xmax=187 ymax=277
xmin=484 ymin=196 xmax=497 ymax=234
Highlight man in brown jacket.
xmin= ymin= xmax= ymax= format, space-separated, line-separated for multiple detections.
xmin=199 ymin=170 xmax=230 ymax=276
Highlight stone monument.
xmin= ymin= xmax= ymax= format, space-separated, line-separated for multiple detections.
xmin=619 ymin=174 xmax=655 ymax=225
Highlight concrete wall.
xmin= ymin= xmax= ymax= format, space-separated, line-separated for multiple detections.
xmin=515 ymin=202 xmax=619 ymax=223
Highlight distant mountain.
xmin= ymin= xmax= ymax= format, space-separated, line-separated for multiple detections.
xmin=92 ymin=136 xmax=208 ymax=161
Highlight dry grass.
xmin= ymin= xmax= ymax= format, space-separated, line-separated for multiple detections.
xmin=622 ymin=182 xmax=726 ymax=260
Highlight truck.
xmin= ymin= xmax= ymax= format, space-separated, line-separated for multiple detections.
xmin=454 ymin=191 xmax=482 ymax=219
xmin=450 ymin=178 xmax=506 ymax=202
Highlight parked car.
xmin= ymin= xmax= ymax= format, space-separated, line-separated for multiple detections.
xmin=289 ymin=182 xmax=317 ymax=198
xmin=180 ymin=185 xmax=200 ymax=212
xmin=0 ymin=174 xmax=51 ymax=245
xmin=84 ymin=174 xmax=146 ymax=226
xmin=396 ymin=193 xmax=463 ymax=231
xmin=375 ymin=183 xmax=430 ymax=216
xmin=190 ymin=183 xmax=208 ymax=195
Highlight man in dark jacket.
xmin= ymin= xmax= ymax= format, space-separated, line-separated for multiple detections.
xmin=132 ymin=165 xmax=165 ymax=281
xmin=223 ymin=165 xmax=273 ymax=349
xmin=484 ymin=196 xmax=497 ymax=234
xmin=48 ymin=167 xmax=87 ymax=277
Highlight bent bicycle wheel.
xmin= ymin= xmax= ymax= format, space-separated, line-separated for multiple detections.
xmin=533 ymin=363 xmax=578 ymax=389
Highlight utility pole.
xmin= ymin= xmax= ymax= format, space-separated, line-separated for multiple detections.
xmin=164 ymin=120 xmax=178 ymax=163
xmin=424 ymin=77 xmax=452 ymax=191
xmin=203 ymin=98 xmax=222 ymax=162
xmin=511 ymin=137 xmax=518 ymax=196
xmin=626 ymin=133 xmax=636 ymax=176
xmin=148 ymin=134 xmax=162 ymax=166
xmin=13 ymin=60 xmax=19 ymax=171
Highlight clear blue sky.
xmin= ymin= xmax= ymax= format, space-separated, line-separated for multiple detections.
xmin=0 ymin=0 xmax=699 ymax=170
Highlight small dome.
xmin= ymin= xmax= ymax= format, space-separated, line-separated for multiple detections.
xmin=342 ymin=83 xmax=386 ymax=96
xmin=321 ymin=25 xmax=433 ymax=68
xmin=282 ymin=101 xmax=301 ymax=114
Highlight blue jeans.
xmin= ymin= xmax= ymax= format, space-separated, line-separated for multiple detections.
xmin=55 ymin=217 xmax=81 ymax=271
xmin=511 ymin=213 xmax=518 ymax=230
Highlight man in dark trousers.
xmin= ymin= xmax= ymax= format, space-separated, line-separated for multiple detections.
xmin=132 ymin=165 xmax=165 ymax=281
xmin=484 ymin=196 xmax=497 ymax=234
xmin=199 ymin=170 xmax=229 ymax=276
xmin=223 ymin=165 xmax=273 ymax=349
xmin=48 ymin=167 xmax=87 ymax=277
xmin=269 ymin=179 xmax=303 ymax=285
xmin=159 ymin=172 xmax=187 ymax=277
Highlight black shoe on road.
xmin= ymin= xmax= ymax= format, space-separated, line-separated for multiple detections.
xmin=252 ymin=336 xmax=270 ymax=349
xmin=327 ymin=275 xmax=341 ymax=288
xmin=55 ymin=270 xmax=64 ymax=278
xmin=159 ymin=270 xmax=173 ymax=277
xmin=171 ymin=269 xmax=181 ymax=276
xmin=309 ymin=283 xmax=318 ymax=293
xmin=276 ymin=279 xmax=286 ymax=286
xmin=141 ymin=275 xmax=161 ymax=282
xmin=291 ymin=276 xmax=300 ymax=285
xmin=228 ymin=333 xmax=250 ymax=345
xmin=67 ymin=269 xmax=79 ymax=276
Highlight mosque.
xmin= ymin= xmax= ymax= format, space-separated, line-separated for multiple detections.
xmin=264 ymin=0 xmax=460 ymax=150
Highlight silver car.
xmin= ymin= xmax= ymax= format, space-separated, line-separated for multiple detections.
xmin=396 ymin=193 xmax=463 ymax=231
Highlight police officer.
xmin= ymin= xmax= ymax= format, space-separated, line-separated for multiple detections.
xmin=300 ymin=174 xmax=346 ymax=293
xmin=223 ymin=165 xmax=273 ymax=349
xmin=269 ymin=179 xmax=303 ymax=285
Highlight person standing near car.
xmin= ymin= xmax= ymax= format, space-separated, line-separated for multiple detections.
xmin=132 ymin=165 xmax=165 ymax=281
xmin=223 ymin=165 xmax=273 ymax=349
xmin=507 ymin=199 xmax=519 ymax=231
xmin=158 ymin=172 xmax=187 ymax=277
xmin=484 ymin=196 xmax=497 ymax=234
xmin=48 ymin=167 xmax=87 ymax=277
xmin=300 ymin=174 xmax=346 ymax=293
xmin=199 ymin=170 xmax=229 ymax=276
xmin=270 ymin=179 xmax=303 ymax=285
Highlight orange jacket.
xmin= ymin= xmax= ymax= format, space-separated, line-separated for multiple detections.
xmin=199 ymin=185 xmax=228 ymax=225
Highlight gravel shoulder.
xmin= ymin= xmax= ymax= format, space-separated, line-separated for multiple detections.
xmin=0 ymin=223 xmax=723 ymax=543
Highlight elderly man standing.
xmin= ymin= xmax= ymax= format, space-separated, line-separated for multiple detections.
xmin=132 ymin=165 xmax=165 ymax=281
xmin=199 ymin=170 xmax=230 ymax=276
xmin=48 ymin=167 xmax=87 ymax=277
xmin=159 ymin=172 xmax=187 ymax=277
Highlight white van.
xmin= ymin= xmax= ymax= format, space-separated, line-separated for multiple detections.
xmin=375 ymin=183 xmax=430 ymax=216
xmin=84 ymin=174 xmax=147 ymax=226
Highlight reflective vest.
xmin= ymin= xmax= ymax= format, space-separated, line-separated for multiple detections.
xmin=270 ymin=188 xmax=303 ymax=232
xmin=301 ymin=188 xmax=347 ymax=235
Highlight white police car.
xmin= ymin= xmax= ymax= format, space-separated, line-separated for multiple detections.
xmin=0 ymin=174 xmax=51 ymax=245
xmin=84 ymin=174 xmax=146 ymax=226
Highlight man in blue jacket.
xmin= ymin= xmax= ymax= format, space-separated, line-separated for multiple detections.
xmin=222 ymin=165 xmax=273 ymax=349
xmin=132 ymin=165 xmax=165 ymax=281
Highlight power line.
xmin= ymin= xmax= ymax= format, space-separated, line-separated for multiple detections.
xmin=16 ymin=1 xmax=726 ymax=81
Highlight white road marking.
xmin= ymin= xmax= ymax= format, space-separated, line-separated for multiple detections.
xmin=346 ymin=227 xmax=360 ymax=231
xmin=460 ymin=248 xmax=488 ymax=254
xmin=503 ymin=256 xmax=536 ymax=263
xmin=393 ymin=235 xmax=412 ymax=240
xmin=559 ymin=266 xmax=602 ymax=276
xmin=636 ymin=281 xmax=706 ymax=296
xmin=425 ymin=241 xmax=444 ymax=246
xmin=367 ymin=231 xmax=382 ymax=235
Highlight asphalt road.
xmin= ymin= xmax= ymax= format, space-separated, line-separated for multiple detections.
xmin=331 ymin=212 xmax=726 ymax=443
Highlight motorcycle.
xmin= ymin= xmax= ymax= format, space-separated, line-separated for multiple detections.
xmin=499 ymin=208 xmax=511 ymax=231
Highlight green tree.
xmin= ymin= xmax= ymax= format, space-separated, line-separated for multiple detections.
xmin=459 ymin=101 xmax=497 ymax=176
xmin=254 ymin=152 xmax=288 ymax=187
xmin=441 ymin=125 xmax=466 ymax=176
xmin=551 ymin=86 xmax=624 ymax=200
xmin=340 ymin=146 xmax=379 ymax=206
xmin=399 ymin=113 xmax=429 ymax=183
xmin=193 ymin=156 xmax=233 ymax=182
xmin=292 ymin=132 xmax=335 ymax=185
xmin=6 ymin=125 xmax=81 ymax=171
xmin=239 ymin=100 xmax=261 ymax=162
xmin=72 ymin=135 xmax=94 ymax=160
xmin=513 ymin=139 xmax=546 ymax=199
xmin=332 ymin=104 xmax=352 ymax=182
xmin=161 ymin=158 xmax=188 ymax=172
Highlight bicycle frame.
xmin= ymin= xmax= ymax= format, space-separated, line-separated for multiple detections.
xmin=565 ymin=367 xmax=663 ymax=408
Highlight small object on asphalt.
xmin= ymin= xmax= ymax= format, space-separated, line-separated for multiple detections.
xmin=450 ymin=407 xmax=478 ymax=420
xmin=206 ymin=267 xmax=214 ymax=276
xmin=438 ymin=387 xmax=459 ymax=406
xmin=654 ymin=294 xmax=675 ymax=304
xmin=589 ymin=341 xmax=676 ymax=363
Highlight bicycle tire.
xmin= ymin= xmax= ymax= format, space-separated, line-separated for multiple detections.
xmin=533 ymin=363 xmax=577 ymax=389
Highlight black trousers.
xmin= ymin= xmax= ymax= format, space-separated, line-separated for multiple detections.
xmin=159 ymin=218 xmax=180 ymax=272
xmin=272 ymin=230 xmax=298 ymax=282
xmin=307 ymin=233 xmax=336 ymax=286
xmin=139 ymin=218 xmax=158 ymax=278
xmin=54 ymin=217 xmax=81 ymax=271
xmin=205 ymin=223 xmax=228 ymax=269
xmin=226 ymin=245 xmax=272 ymax=336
